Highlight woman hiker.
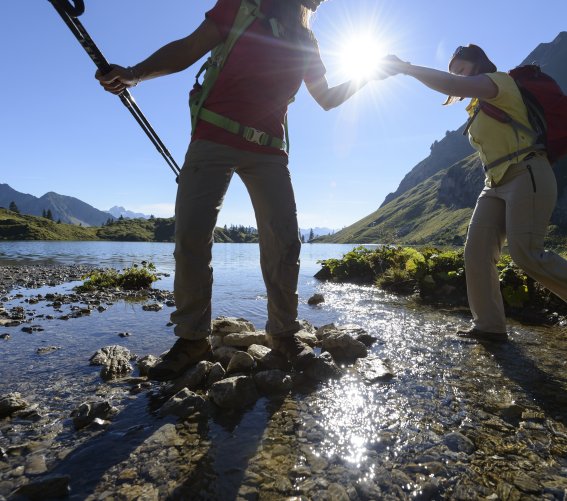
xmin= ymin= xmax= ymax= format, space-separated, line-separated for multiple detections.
xmin=96 ymin=0 xmax=388 ymax=380
xmin=383 ymin=45 xmax=567 ymax=343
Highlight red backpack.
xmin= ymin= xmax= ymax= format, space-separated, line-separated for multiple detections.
xmin=477 ymin=65 xmax=567 ymax=166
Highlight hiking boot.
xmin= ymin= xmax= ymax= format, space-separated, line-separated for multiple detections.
xmin=456 ymin=328 xmax=508 ymax=343
xmin=148 ymin=338 xmax=212 ymax=381
xmin=269 ymin=334 xmax=316 ymax=369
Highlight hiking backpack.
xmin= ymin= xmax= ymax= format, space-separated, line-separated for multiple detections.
xmin=189 ymin=0 xmax=292 ymax=152
xmin=467 ymin=65 xmax=567 ymax=169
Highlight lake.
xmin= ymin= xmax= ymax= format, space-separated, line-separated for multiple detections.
xmin=1 ymin=241 xmax=566 ymax=500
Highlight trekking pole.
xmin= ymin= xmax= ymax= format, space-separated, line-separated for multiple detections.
xmin=48 ymin=0 xmax=181 ymax=178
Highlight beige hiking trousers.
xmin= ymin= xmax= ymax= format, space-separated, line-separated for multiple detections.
xmin=170 ymin=140 xmax=301 ymax=340
xmin=464 ymin=153 xmax=567 ymax=333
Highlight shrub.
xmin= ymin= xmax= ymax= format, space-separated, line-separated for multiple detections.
xmin=77 ymin=262 xmax=158 ymax=292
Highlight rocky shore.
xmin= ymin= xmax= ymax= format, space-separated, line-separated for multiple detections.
xmin=1 ymin=264 xmax=567 ymax=500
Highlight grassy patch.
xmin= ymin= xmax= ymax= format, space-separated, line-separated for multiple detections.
xmin=76 ymin=262 xmax=158 ymax=292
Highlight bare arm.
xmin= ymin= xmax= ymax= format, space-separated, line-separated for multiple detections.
xmin=306 ymin=76 xmax=370 ymax=111
xmin=384 ymin=56 xmax=498 ymax=100
xmin=96 ymin=19 xmax=222 ymax=94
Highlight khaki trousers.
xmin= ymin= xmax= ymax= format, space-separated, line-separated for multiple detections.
xmin=170 ymin=140 xmax=301 ymax=340
xmin=464 ymin=154 xmax=567 ymax=333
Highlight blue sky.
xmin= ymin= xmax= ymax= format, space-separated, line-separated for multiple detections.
xmin=2 ymin=1 xmax=566 ymax=229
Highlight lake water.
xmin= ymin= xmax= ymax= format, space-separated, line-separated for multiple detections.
xmin=1 ymin=241 xmax=566 ymax=500
xmin=0 ymin=241 xmax=369 ymax=331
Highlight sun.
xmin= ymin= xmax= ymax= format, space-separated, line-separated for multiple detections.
xmin=339 ymin=32 xmax=388 ymax=82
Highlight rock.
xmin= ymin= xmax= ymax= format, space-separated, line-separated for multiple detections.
xmin=137 ymin=354 xmax=160 ymax=377
xmin=90 ymin=345 xmax=136 ymax=380
xmin=142 ymin=303 xmax=163 ymax=311
xmin=10 ymin=475 xmax=70 ymax=500
xmin=443 ymin=432 xmax=475 ymax=454
xmin=356 ymin=332 xmax=379 ymax=347
xmin=247 ymin=344 xmax=289 ymax=371
xmin=25 ymin=454 xmax=47 ymax=475
xmin=295 ymin=330 xmax=319 ymax=348
xmin=209 ymin=376 xmax=259 ymax=409
xmin=304 ymin=352 xmax=343 ymax=381
xmin=227 ymin=351 xmax=256 ymax=374
xmin=354 ymin=355 xmax=394 ymax=383
xmin=206 ymin=362 xmax=226 ymax=386
xmin=298 ymin=319 xmax=317 ymax=333
xmin=308 ymin=293 xmax=325 ymax=305
xmin=71 ymin=400 xmax=117 ymax=430
xmin=315 ymin=323 xmax=338 ymax=340
xmin=36 ymin=346 xmax=61 ymax=355
xmin=223 ymin=331 xmax=267 ymax=347
xmin=162 ymin=361 xmax=211 ymax=396
xmin=159 ymin=388 xmax=205 ymax=418
xmin=212 ymin=345 xmax=239 ymax=367
xmin=254 ymin=370 xmax=293 ymax=394
xmin=212 ymin=316 xmax=255 ymax=333
xmin=0 ymin=392 xmax=28 ymax=418
xmin=0 ymin=333 xmax=10 ymax=340
xmin=321 ymin=331 xmax=367 ymax=362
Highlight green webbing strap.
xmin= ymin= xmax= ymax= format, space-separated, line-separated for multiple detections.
xmin=199 ymin=108 xmax=287 ymax=150
xmin=190 ymin=0 xmax=293 ymax=153
xmin=190 ymin=0 xmax=263 ymax=132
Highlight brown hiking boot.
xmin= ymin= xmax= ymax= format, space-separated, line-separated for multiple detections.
xmin=269 ymin=334 xmax=316 ymax=369
xmin=148 ymin=338 xmax=212 ymax=381
xmin=456 ymin=328 xmax=508 ymax=343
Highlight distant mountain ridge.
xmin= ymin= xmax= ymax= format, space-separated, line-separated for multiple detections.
xmin=108 ymin=206 xmax=151 ymax=220
xmin=320 ymin=31 xmax=567 ymax=246
xmin=0 ymin=183 xmax=113 ymax=227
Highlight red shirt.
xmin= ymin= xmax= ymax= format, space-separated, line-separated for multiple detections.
xmin=192 ymin=0 xmax=326 ymax=155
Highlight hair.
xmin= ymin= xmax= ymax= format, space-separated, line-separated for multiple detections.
xmin=443 ymin=44 xmax=498 ymax=105
xmin=266 ymin=0 xmax=314 ymax=45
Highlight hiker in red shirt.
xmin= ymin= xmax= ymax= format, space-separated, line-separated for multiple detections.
xmin=97 ymin=0 xmax=388 ymax=380
xmin=384 ymin=45 xmax=567 ymax=343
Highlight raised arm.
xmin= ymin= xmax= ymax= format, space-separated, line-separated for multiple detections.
xmin=306 ymin=76 xmax=371 ymax=111
xmin=96 ymin=19 xmax=223 ymax=95
xmin=383 ymin=55 xmax=497 ymax=100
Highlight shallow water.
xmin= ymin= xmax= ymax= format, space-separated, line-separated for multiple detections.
xmin=1 ymin=242 xmax=566 ymax=500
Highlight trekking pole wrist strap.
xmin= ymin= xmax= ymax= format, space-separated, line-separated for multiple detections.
xmin=198 ymin=108 xmax=286 ymax=151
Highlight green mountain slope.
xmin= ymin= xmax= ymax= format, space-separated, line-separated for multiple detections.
xmin=321 ymin=32 xmax=567 ymax=246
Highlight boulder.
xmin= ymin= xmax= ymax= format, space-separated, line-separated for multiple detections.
xmin=227 ymin=351 xmax=256 ymax=374
xmin=0 ymin=392 xmax=28 ymax=419
xmin=209 ymin=376 xmax=259 ymax=409
xmin=254 ymin=370 xmax=293 ymax=394
xmin=159 ymin=388 xmax=205 ymax=418
xmin=321 ymin=332 xmax=367 ymax=362
xmin=212 ymin=316 xmax=255 ymax=334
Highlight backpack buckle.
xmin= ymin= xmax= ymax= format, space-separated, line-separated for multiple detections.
xmin=243 ymin=127 xmax=268 ymax=145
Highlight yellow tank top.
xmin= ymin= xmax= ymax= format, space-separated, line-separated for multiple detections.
xmin=465 ymin=72 xmax=536 ymax=186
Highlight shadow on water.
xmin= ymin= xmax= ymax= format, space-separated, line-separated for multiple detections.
xmin=44 ymin=395 xmax=173 ymax=499
xmin=40 ymin=388 xmax=287 ymax=500
xmin=171 ymin=396 xmax=287 ymax=500
xmin=479 ymin=336 xmax=567 ymax=426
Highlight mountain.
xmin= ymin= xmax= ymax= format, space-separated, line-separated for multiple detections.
xmin=320 ymin=32 xmax=567 ymax=246
xmin=0 ymin=184 xmax=113 ymax=227
xmin=107 ymin=206 xmax=151 ymax=220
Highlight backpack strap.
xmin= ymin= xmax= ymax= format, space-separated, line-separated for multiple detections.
xmin=189 ymin=0 xmax=292 ymax=152
xmin=463 ymin=100 xmax=545 ymax=170
xmin=199 ymin=108 xmax=286 ymax=150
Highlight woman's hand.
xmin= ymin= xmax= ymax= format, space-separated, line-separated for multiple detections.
xmin=95 ymin=65 xmax=140 ymax=95
xmin=381 ymin=55 xmax=412 ymax=76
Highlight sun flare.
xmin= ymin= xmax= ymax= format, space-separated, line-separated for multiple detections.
xmin=339 ymin=32 xmax=388 ymax=81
